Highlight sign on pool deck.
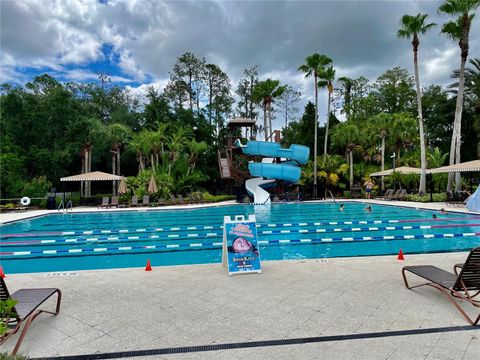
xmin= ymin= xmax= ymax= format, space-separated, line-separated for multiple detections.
xmin=222 ymin=215 xmax=262 ymax=275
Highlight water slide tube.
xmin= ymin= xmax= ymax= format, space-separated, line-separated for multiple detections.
xmin=236 ymin=140 xmax=310 ymax=204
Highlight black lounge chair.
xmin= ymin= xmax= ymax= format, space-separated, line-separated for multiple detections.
xmin=110 ymin=196 xmax=119 ymax=208
xmin=177 ymin=194 xmax=185 ymax=204
xmin=130 ymin=195 xmax=139 ymax=207
xmin=0 ymin=277 xmax=62 ymax=355
xmin=169 ymin=194 xmax=178 ymax=205
xmin=393 ymin=189 xmax=407 ymax=200
xmin=446 ymin=191 xmax=468 ymax=207
xmin=402 ymin=247 xmax=480 ymax=325
xmin=99 ymin=196 xmax=109 ymax=208
xmin=376 ymin=189 xmax=394 ymax=200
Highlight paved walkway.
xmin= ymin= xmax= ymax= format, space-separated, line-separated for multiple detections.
xmin=2 ymin=253 xmax=479 ymax=359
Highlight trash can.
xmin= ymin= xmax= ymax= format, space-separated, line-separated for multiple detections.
xmin=46 ymin=196 xmax=56 ymax=210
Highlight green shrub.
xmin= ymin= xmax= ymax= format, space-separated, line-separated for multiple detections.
xmin=405 ymin=193 xmax=446 ymax=202
xmin=21 ymin=176 xmax=51 ymax=198
xmin=0 ymin=353 xmax=29 ymax=360
xmin=1 ymin=298 xmax=18 ymax=336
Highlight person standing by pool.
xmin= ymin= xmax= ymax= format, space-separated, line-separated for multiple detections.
xmin=364 ymin=179 xmax=374 ymax=199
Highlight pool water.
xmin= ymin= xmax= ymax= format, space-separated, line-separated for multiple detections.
xmin=1 ymin=202 xmax=479 ymax=274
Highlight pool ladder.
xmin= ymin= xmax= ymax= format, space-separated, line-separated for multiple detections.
xmin=58 ymin=200 xmax=73 ymax=213
xmin=327 ymin=190 xmax=336 ymax=203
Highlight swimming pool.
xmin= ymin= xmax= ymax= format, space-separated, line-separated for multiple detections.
xmin=1 ymin=202 xmax=480 ymax=274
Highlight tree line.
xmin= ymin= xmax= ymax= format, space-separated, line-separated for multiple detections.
xmin=1 ymin=0 xmax=478 ymax=199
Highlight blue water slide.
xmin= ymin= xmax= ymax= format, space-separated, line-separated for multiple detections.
xmin=248 ymin=163 xmax=301 ymax=183
xmin=237 ymin=140 xmax=310 ymax=204
xmin=241 ymin=141 xmax=309 ymax=164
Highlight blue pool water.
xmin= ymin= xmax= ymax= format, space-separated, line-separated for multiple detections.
xmin=1 ymin=202 xmax=479 ymax=274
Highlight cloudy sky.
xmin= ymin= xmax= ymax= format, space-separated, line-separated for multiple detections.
xmin=1 ymin=0 xmax=479 ymax=128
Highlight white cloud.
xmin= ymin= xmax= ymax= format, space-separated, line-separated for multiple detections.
xmin=1 ymin=0 xmax=479 ymax=116
xmin=125 ymin=79 xmax=169 ymax=103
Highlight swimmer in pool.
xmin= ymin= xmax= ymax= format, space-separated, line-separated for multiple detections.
xmin=364 ymin=205 xmax=372 ymax=212
xmin=339 ymin=204 xmax=344 ymax=212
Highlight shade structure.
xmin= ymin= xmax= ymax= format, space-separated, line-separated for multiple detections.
xmin=117 ymin=176 xmax=128 ymax=194
xmin=148 ymin=175 xmax=158 ymax=194
xmin=429 ymin=160 xmax=480 ymax=174
xmin=60 ymin=171 xmax=123 ymax=182
xmin=466 ymin=184 xmax=480 ymax=212
xmin=370 ymin=166 xmax=431 ymax=177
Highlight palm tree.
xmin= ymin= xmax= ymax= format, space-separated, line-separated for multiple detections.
xmin=450 ymin=57 xmax=480 ymax=158
xmin=107 ymin=123 xmax=130 ymax=195
xmin=129 ymin=131 xmax=150 ymax=172
xmin=439 ymin=0 xmax=480 ymax=192
xmin=318 ymin=66 xmax=336 ymax=155
xmin=298 ymin=54 xmax=332 ymax=197
xmin=367 ymin=113 xmax=390 ymax=190
xmin=397 ymin=13 xmax=436 ymax=196
xmin=186 ymin=139 xmax=208 ymax=175
xmin=167 ymin=127 xmax=189 ymax=176
xmin=338 ymin=76 xmax=354 ymax=120
xmin=331 ymin=123 xmax=360 ymax=188
xmin=251 ymin=79 xmax=286 ymax=141
xmin=78 ymin=117 xmax=103 ymax=197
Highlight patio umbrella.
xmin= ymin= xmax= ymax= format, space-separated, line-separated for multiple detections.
xmin=370 ymin=166 xmax=430 ymax=177
xmin=117 ymin=176 xmax=128 ymax=195
xmin=148 ymin=175 xmax=158 ymax=194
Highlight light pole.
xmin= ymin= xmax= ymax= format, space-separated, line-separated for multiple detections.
xmin=391 ymin=152 xmax=396 ymax=190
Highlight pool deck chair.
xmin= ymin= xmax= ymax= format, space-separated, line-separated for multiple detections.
xmin=376 ymin=189 xmax=393 ymax=200
xmin=402 ymin=247 xmax=480 ymax=325
xmin=0 ymin=277 xmax=62 ymax=355
xmin=110 ymin=196 xmax=119 ymax=208
xmin=142 ymin=195 xmax=150 ymax=207
xmin=393 ymin=189 xmax=407 ymax=200
xmin=100 ymin=196 xmax=109 ymax=208
xmin=130 ymin=195 xmax=139 ymax=207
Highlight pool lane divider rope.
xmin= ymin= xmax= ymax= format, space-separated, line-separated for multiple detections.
xmin=2 ymin=231 xmax=480 ymax=257
xmin=2 ymin=217 xmax=479 ymax=239
xmin=3 ymin=223 xmax=480 ymax=247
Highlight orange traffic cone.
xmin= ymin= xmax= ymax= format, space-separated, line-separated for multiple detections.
xmin=0 ymin=266 xmax=5 ymax=279
xmin=145 ymin=259 xmax=152 ymax=271
xmin=397 ymin=249 xmax=405 ymax=261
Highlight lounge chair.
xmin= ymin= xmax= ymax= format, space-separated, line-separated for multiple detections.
xmin=446 ymin=191 xmax=468 ymax=207
xmin=402 ymin=247 xmax=480 ymax=325
xmin=99 ymin=197 xmax=109 ymax=208
xmin=177 ymin=194 xmax=185 ymax=204
xmin=169 ymin=194 xmax=178 ymax=205
xmin=393 ymin=189 xmax=407 ymax=200
xmin=142 ymin=195 xmax=150 ymax=207
xmin=0 ymin=277 xmax=62 ymax=355
xmin=110 ymin=196 xmax=119 ymax=208
xmin=376 ymin=189 xmax=393 ymax=200
xmin=130 ymin=195 xmax=139 ymax=207
xmin=188 ymin=193 xmax=197 ymax=204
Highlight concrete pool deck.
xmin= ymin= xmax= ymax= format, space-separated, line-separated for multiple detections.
xmin=1 ymin=200 xmax=479 ymax=359
xmin=1 ymin=253 xmax=479 ymax=359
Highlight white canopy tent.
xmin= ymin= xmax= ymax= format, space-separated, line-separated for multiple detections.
xmin=60 ymin=171 xmax=123 ymax=208
xmin=60 ymin=171 xmax=123 ymax=182
xmin=370 ymin=166 xmax=431 ymax=177
xmin=428 ymin=160 xmax=480 ymax=174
